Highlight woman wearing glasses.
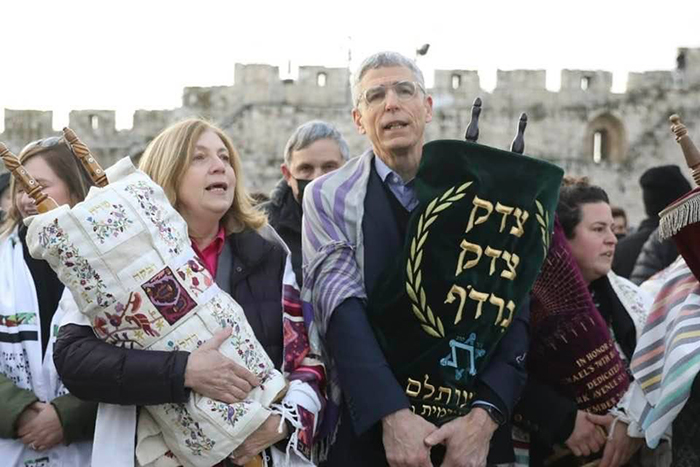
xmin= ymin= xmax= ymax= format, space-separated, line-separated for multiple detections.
xmin=53 ymin=119 xmax=325 ymax=466
xmin=0 ymin=137 xmax=96 ymax=466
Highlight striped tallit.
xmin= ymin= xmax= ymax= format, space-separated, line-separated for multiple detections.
xmin=301 ymin=149 xmax=373 ymax=446
xmin=630 ymin=257 xmax=700 ymax=446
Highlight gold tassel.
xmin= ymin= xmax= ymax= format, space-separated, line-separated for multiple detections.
xmin=659 ymin=191 xmax=700 ymax=240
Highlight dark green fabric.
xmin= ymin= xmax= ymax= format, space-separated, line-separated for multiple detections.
xmin=367 ymin=140 xmax=563 ymax=425
xmin=0 ymin=373 xmax=39 ymax=439
xmin=51 ymin=394 xmax=97 ymax=444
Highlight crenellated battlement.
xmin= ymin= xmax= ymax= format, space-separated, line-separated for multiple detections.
xmin=2 ymin=47 xmax=700 ymax=225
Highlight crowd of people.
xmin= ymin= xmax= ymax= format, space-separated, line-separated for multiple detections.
xmin=1 ymin=50 xmax=699 ymax=467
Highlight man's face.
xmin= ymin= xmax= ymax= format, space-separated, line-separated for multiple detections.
xmin=612 ymin=215 xmax=628 ymax=236
xmin=282 ymin=138 xmax=345 ymax=201
xmin=352 ymin=66 xmax=433 ymax=158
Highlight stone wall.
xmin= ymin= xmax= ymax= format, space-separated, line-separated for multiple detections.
xmin=2 ymin=47 xmax=700 ymax=226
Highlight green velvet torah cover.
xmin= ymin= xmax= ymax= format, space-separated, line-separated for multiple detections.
xmin=367 ymin=140 xmax=564 ymax=425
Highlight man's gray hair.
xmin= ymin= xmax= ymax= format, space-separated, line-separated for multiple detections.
xmin=351 ymin=51 xmax=426 ymax=106
xmin=284 ymin=120 xmax=350 ymax=165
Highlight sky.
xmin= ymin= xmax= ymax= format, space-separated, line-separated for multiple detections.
xmin=2 ymin=0 xmax=699 ymax=131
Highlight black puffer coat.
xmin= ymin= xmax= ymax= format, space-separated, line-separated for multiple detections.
xmin=260 ymin=179 xmax=303 ymax=287
xmin=53 ymin=228 xmax=287 ymax=405
xmin=629 ymin=226 xmax=679 ymax=285
xmin=612 ymin=217 xmax=658 ymax=279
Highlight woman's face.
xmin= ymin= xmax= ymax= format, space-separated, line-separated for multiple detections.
xmin=176 ymin=129 xmax=236 ymax=227
xmin=568 ymin=202 xmax=618 ymax=283
xmin=16 ymin=156 xmax=73 ymax=218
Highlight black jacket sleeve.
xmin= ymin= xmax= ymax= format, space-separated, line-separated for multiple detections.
xmin=630 ymin=229 xmax=679 ymax=285
xmin=326 ymin=297 xmax=410 ymax=436
xmin=513 ymin=375 xmax=578 ymax=446
xmin=475 ymin=296 xmax=531 ymax=417
xmin=54 ymin=324 xmax=191 ymax=405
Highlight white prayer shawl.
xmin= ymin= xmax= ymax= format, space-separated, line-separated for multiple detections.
xmin=50 ymin=158 xmax=321 ymax=466
xmin=0 ymin=228 xmax=92 ymax=466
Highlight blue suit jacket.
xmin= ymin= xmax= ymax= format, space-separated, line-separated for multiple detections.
xmin=323 ymin=162 xmax=530 ymax=466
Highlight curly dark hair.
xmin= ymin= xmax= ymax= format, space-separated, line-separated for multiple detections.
xmin=557 ymin=176 xmax=610 ymax=239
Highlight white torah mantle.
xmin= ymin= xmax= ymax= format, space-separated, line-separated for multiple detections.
xmin=24 ymin=157 xmax=287 ymax=467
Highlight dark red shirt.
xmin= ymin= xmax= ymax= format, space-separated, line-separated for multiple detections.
xmin=190 ymin=225 xmax=226 ymax=276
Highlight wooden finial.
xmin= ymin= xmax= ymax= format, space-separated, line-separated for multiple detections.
xmin=0 ymin=143 xmax=58 ymax=213
xmin=670 ymin=114 xmax=700 ymax=186
xmin=510 ymin=113 xmax=528 ymax=154
xmin=465 ymin=97 xmax=482 ymax=142
xmin=62 ymin=127 xmax=108 ymax=187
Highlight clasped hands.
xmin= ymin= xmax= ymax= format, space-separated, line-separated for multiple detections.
xmin=16 ymin=401 xmax=64 ymax=452
xmin=382 ymin=407 xmax=498 ymax=467
xmin=565 ymin=410 xmax=643 ymax=467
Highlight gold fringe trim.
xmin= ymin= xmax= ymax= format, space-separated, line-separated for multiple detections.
xmin=659 ymin=190 xmax=700 ymax=240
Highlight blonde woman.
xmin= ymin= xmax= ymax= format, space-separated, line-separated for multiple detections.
xmin=53 ymin=119 xmax=325 ymax=466
xmin=0 ymin=136 xmax=96 ymax=466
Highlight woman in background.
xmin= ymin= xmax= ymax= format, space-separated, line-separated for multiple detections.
xmin=0 ymin=136 xmax=96 ymax=466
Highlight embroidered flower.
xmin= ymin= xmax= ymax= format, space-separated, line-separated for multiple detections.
xmin=38 ymin=219 xmax=115 ymax=308
xmin=124 ymin=182 xmax=183 ymax=255
xmin=86 ymin=203 xmax=134 ymax=244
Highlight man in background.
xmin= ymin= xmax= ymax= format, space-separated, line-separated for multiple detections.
xmin=262 ymin=121 xmax=349 ymax=286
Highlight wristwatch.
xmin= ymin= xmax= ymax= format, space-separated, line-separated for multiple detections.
xmin=471 ymin=402 xmax=506 ymax=426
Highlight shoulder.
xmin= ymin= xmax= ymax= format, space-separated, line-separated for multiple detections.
xmin=306 ymin=150 xmax=373 ymax=203
xmin=607 ymin=271 xmax=653 ymax=330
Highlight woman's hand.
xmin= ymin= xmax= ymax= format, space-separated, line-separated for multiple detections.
xmin=15 ymin=402 xmax=42 ymax=435
xmin=587 ymin=415 xmax=643 ymax=467
xmin=18 ymin=403 xmax=64 ymax=451
xmin=565 ymin=410 xmax=607 ymax=457
xmin=230 ymin=414 xmax=288 ymax=465
xmin=185 ymin=327 xmax=260 ymax=404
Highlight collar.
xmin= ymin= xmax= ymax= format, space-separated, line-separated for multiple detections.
xmin=190 ymin=224 xmax=226 ymax=276
xmin=373 ymin=155 xmax=415 ymax=185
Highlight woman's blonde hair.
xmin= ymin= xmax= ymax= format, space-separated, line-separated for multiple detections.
xmin=138 ymin=118 xmax=266 ymax=234
xmin=0 ymin=137 xmax=93 ymax=237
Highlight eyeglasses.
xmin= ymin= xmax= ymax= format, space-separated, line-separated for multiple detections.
xmin=20 ymin=136 xmax=63 ymax=155
xmin=359 ymin=80 xmax=425 ymax=106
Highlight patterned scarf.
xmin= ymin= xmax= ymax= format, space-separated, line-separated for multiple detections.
xmin=630 ymin=258 xmax=700 ymax=447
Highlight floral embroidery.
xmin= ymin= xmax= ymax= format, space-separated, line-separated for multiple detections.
xmin=38 ymin=219 xmax=115 ymax=308
xmin=176 ymin=257 xmax=214 ymax=298
xmin=206 ymin=399 xmax=254 ymax=427
xmin=125 ymin=181 xmax=183 ymax=255
xmin=93 ymin=291 xmax=163 ymax=348
xmin=142 ymin=267 xmax=197 ymax=325
xmin=86 ymin=203 xmax=133 ymax=244
xmin=163 ymin=403 xmax=216 ymax=456
xmin=229 ymin=322 xmax=269 ymax=375
xmin=0 ymin=312 xmax=36 ymax=327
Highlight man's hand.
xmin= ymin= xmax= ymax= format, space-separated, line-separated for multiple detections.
xmin=424 ymin=407 xmax=497 ymax=467
xmin=18 ymin=403 xmax=64 ymax=451
xmin=15 ymin=402 xmax=42 ymax=435
xmin=565 ymin=410 xmax=607 ymax=457
xmin=231 ymin=414 xmax=288 ymax=465
xmin=185 ymin=327 xmax=260 ymax=404
xmin=588 ymin=415 xmax=643 ymax=467
xmin=382 ymin=408 xmax=437 ymax=467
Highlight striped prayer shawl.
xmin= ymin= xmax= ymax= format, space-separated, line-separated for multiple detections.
xmin=301 ymin=149 xmax=374 ymax=442
xmin=630 ymin=258 xmax=700 ymax=446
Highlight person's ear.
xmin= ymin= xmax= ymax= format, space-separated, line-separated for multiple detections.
xmin=352 ymin=108 xmax=366 ymax=135
xmin=424 ymin=95 xmax=434 ymax=124
xmin=281 ymin=163 xmax=293 ymax=186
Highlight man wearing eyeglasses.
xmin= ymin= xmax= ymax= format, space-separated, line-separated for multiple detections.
xmin=302 ymin=52 xmax=528 ymax=467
